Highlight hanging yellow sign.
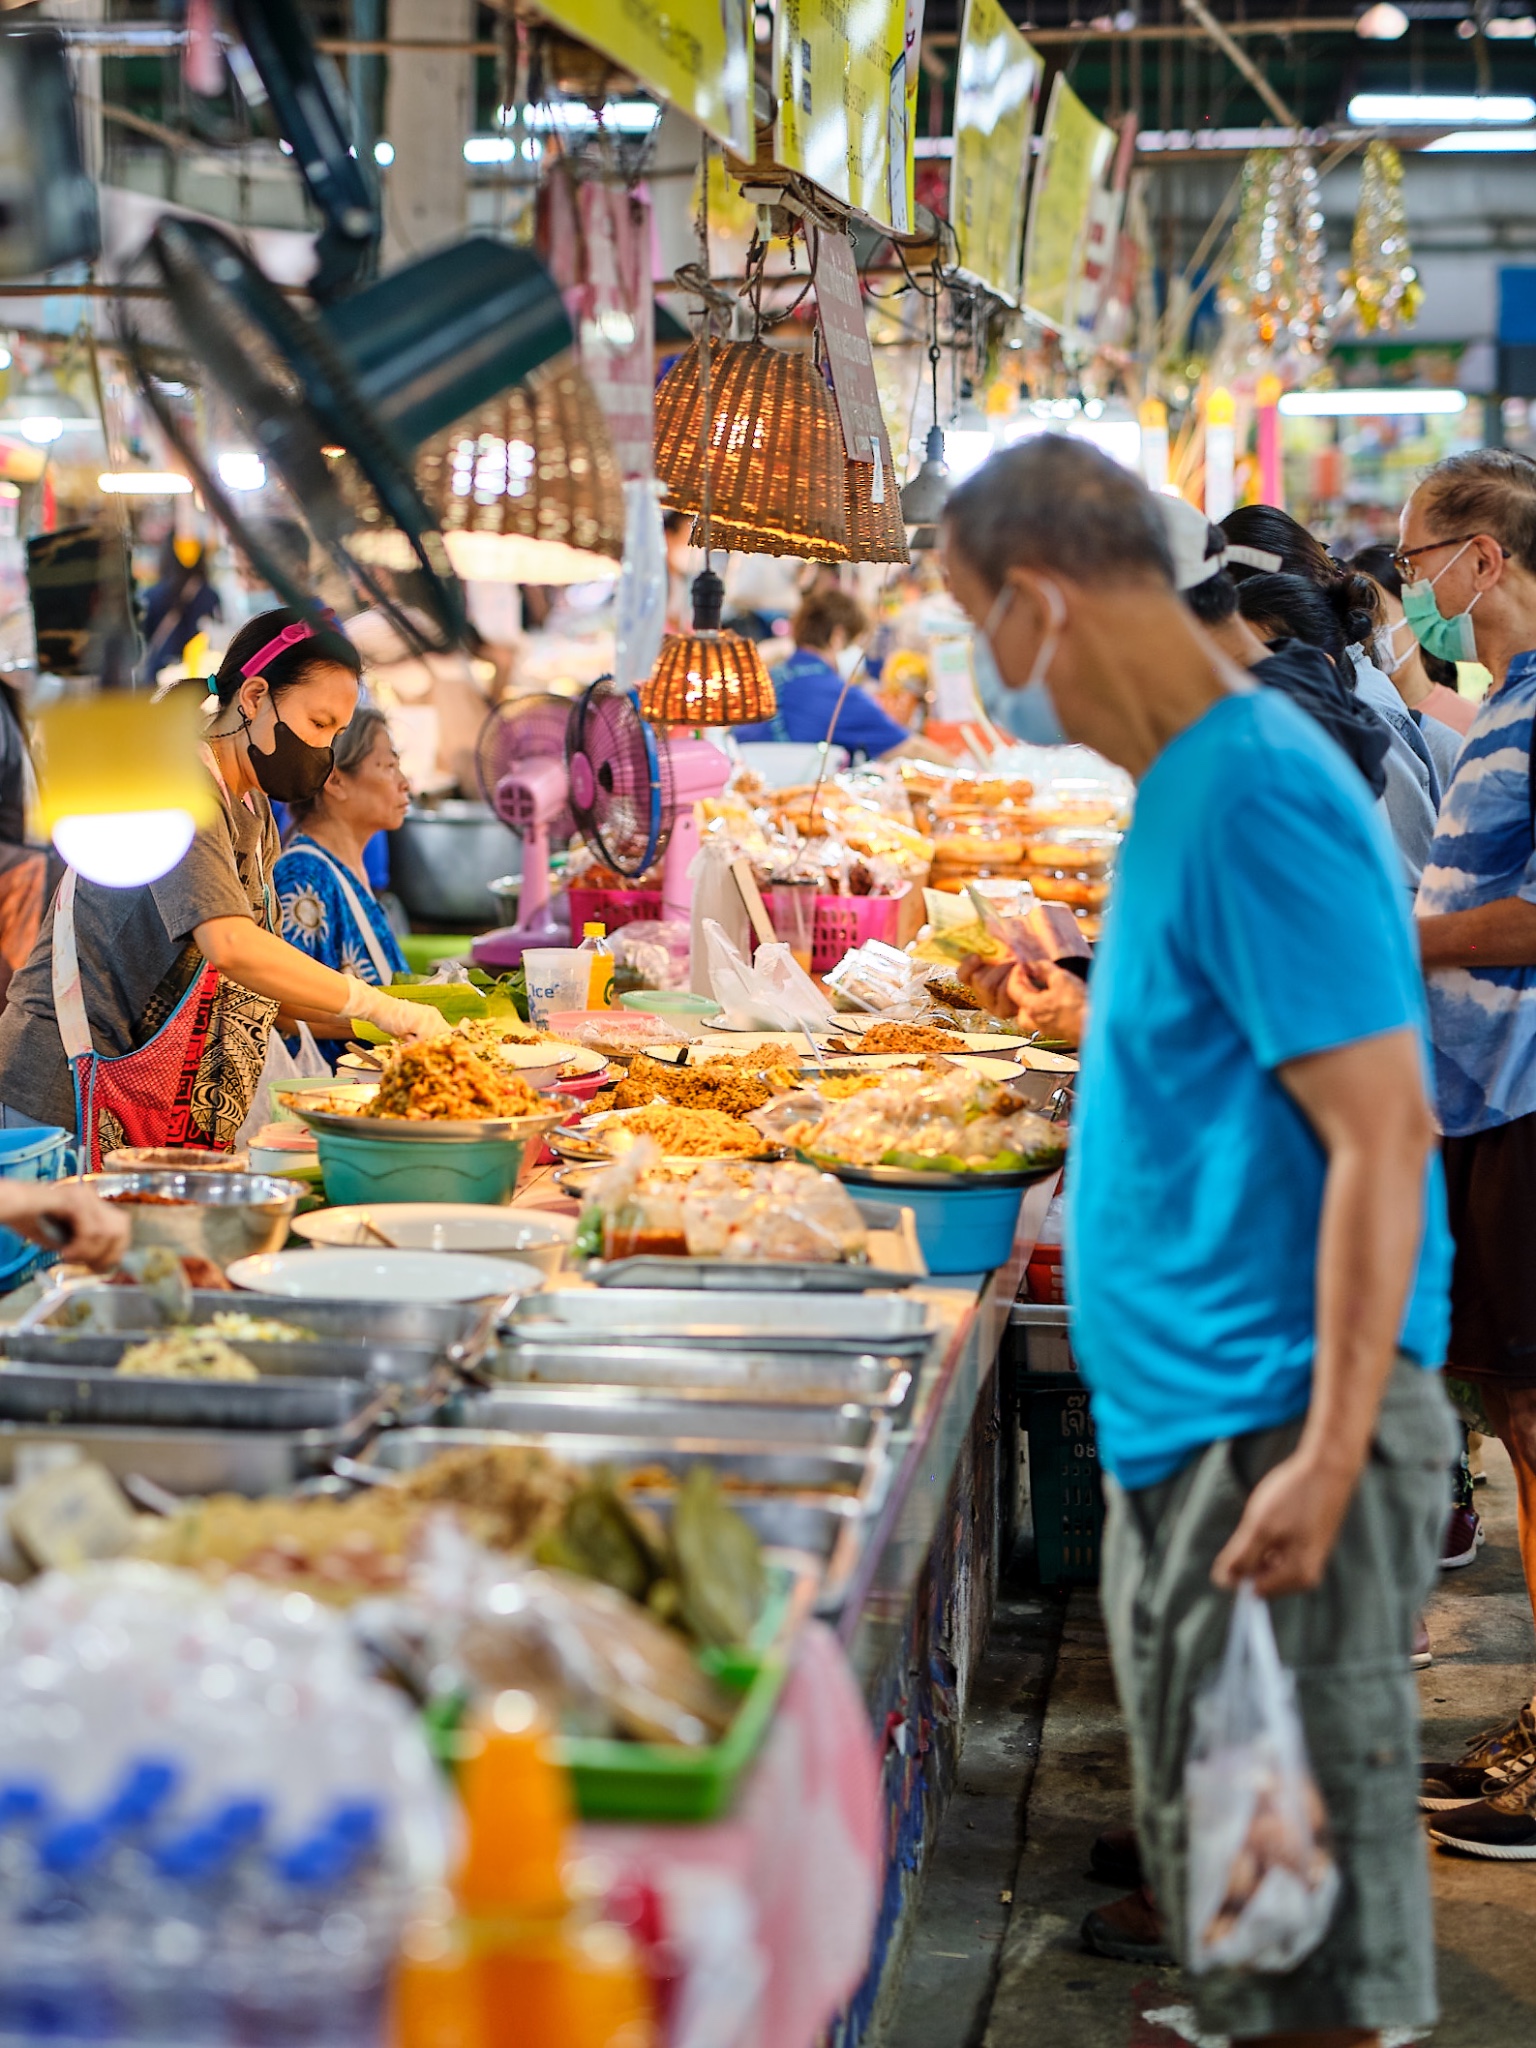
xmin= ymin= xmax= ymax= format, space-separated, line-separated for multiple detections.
xmin=949 ymin=0 xmax=1042 ymax=306
xmin=1021 ymin=73 xmax=1115 ymax=334
xmin=773 ymin=0 xmax=911 ymax=232
xmin=534 ymin=0 xmax=754 ymax=157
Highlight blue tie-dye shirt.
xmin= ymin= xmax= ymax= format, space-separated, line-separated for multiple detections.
xmin=1416 ymin=651 xmax=1536 ymax=1137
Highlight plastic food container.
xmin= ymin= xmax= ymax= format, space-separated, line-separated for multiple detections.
xmin=0 ymin=1126 xmax=72 ymax=1289
xmin=821 ymin=1167 xmax=1037 ymax=1274
xmin=315 ymin=1128 xmax=532 ymax=1207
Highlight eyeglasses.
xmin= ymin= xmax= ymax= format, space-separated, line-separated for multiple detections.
xmin=1390 ymin=532 xmax=1509 ymax=581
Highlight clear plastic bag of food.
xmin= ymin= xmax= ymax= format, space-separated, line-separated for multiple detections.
xmin=678 ymin=1160 xmax=868 ymax=1264
xmin=1185 ymin=1584 xmax=1339 ymax=1976
xmin=825 ymin=940 xmax=931 ymax=1015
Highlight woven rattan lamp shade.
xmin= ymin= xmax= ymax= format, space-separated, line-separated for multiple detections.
xmin=416 ymin=354 xmax=625 ymax=562
xmin=640 ymin=630 xmax=777 ymax=727
xmin=694 ymin=449 xmax=909 ymax=565
xmin=654 ymin=338 xmax=848 ymax=560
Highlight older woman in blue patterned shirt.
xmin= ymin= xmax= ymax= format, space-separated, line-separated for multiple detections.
xmin=273 ymin=704 xmax=409 ymax=1061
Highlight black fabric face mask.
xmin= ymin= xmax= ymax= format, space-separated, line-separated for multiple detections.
xmin=243 ymin=711 xmax=335 ymax=804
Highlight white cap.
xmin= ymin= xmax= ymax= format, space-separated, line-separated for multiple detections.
xmin=1154 ymin=495 xmax=1284 ymax=592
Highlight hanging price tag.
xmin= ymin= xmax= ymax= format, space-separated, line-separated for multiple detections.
xmin=815 ymin=229 xmax=887 ymax=464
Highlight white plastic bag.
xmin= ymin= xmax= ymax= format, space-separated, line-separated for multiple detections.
xmin=700 ymin=919 xmax=837 ymax=1033
xmin=237 ymin=1022 xmax=330 ymax=1148
xmin=1185 ymin=1583 xmax=1340 ymax=1976
xmin=613 ymin=478 xmax=668 ymax=693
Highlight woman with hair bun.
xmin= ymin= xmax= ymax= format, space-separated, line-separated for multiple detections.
xmin=0 ymin=608 xmax=447 ymax=1167
xmin=1221 ymin=505 xmax=1440 ymax=889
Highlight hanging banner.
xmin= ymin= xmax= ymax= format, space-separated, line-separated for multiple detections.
xmin=534 ymin=0 xmax=753 ymax=157
xmin=1021 ymin=74 xmax=1115 ymax=335
xmin=773 ymin=0 xmax=910 ymax=232
xmin=950 ymin=0 xmax=1042 ymax=306
xmin=815 ymin=227 xmax=886 ymax=462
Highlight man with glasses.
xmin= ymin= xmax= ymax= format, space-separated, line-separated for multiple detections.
xmin=1406 ymin=449 xmax=1536 ymax=1858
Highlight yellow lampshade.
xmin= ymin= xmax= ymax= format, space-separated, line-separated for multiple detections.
xmin=640 ymin=630 xmax=777 ymax=727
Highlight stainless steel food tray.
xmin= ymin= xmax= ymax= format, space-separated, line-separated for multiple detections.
xmin=505 ymin=1288 xmax=934 ymax=1356
xmin=451 ymin=1385 xmax=887 ymax=1451
xmin=491 ymin=1340 xmax=911 ymax=1411
xmin=9 ymin=1288 xmax=476 ymax=1385
xmin=0 ymin=1420 xmax=366 ymax=1494
xmin=361 ymin=1427 xmax=870 ymax=1607
xmin=0 ymin=1365 xmax=380 ymax=1434
xmin=584 ymin=1257 xmax=919 ymax=1293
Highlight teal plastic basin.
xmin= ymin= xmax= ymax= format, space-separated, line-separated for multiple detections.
xmin=316 ymin=1128 xmax=529 ymax=1206
xmin=845 ymin=1175 xmax=1029 ymax=1274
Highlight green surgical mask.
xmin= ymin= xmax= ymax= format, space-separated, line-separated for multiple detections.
xmin=1401 ymin=540 xmax=1481 ymax=664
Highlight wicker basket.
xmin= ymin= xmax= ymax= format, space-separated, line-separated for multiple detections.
xmin=696 ymin=446 xmax=909 ymax=565
xmin=654 ymin=338 xmax=849 ymax=560
xmin=417 ymin=355 xmax=625 ymax=559
xmin=640 ymin=629 xmax=778 ymax=727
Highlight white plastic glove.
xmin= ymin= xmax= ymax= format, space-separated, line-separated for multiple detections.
xmin=342 ymin=977 xmax=453 ymax=1042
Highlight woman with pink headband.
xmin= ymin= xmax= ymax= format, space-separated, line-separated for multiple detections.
xmin=0 ymin=608 xmax=447 ymax=1167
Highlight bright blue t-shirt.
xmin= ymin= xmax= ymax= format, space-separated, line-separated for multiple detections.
xmin=1066 ymin=688 xmax=1452 ymax=1491
xmin=732 ymin=647 xmax=910 ymax=759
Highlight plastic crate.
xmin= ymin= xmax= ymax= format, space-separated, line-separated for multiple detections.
xmin=1025 ymin=1386 xmax=1104 ymax=1586
xmin=0 ymin=1126 xmax=73 ymax=1291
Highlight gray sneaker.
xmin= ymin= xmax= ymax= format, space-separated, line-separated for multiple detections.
xmin=1420 ymin=1702 xmax=1536 ymax=1812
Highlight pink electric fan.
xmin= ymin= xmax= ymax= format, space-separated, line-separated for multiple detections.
xmin=470 ymin=693 xmax=577 ymax=969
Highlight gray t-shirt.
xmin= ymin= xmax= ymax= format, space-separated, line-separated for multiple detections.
xmin=0 ymin=788 xmax=277 ymax=1133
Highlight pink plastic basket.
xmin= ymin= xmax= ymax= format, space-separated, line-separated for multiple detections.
xmin=809 ymin=893 xmax=904 ymax=973
xmin=567 ymin=886 xmax=663 ymax=934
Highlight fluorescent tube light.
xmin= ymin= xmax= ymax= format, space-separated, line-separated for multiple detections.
xmin=1277 ymin=389 xmax=1468 ymax=417
xmin=1348 ymin=92 xmax=1536 ymax=121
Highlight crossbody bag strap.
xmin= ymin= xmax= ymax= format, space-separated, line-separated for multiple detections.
xmin=50 ymin=869 xmax=92 ymax=1064
xmin=295 ymin=840 xmax=394 ymax=986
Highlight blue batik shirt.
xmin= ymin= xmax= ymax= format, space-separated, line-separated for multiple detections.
xmin=1416 ymin=650 xmax=1536 ymax=1137
xmin=275 ymin=835 xmax=407 ymax=997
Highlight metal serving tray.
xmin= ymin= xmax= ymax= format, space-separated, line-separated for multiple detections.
xmin=0 ymin=1365 xmax=379 ymax=1435
xmin=361 ymin=1427 xmax=869 ymax=1608
xmin=492 ymin=1340 xmax=912 ymax=1411
xmin=0 ymin=1420 xmax=366 ymax=1494
xmin=451 ymin=1385 xmax=887 ymax=1451
xmin=9 ymin=1288 xmax=476 ymax=1385
xmin=505 ymin=1289 xmax=935 ymax=1356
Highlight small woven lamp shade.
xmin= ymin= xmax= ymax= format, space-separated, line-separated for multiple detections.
xmin=639 ymin=568 xmax=778 ymax=727
xmin=694 ymin=449 xmax=909 ymax=565
xmin=416 ymin=354 xmax=625 ymax=561
xmin=654 ymin=338 xmax=849 ymax=559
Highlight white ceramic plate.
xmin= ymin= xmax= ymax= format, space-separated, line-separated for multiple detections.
xmin=226 ymin=1247 xmax=542 ymax=1303
xmin=292 ymin=1204 xmax=576 ymax=1254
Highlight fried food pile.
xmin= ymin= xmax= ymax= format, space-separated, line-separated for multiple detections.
xmin=116 ymin=1331 xmax=259 ymax=1381
xmin=606 ymin=1103 xmax=773 ymax=1158
xmin=604 ymin=1052 xmax=801 ymax=1120
xmin=830 ymin=1022 xmax=965 ymax=1054
xmin=363 ymin=1037 xmax=546 ymax=1121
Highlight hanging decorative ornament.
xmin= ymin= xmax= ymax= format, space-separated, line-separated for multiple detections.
xmin=1342 ymin=140 xmax=1422 ymax=334
xmin=1221 ymin=147 xmax=1330 ymax=359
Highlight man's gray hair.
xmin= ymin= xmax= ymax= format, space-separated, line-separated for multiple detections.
xmin=943 ymin=435 xmax=1175 ymax=590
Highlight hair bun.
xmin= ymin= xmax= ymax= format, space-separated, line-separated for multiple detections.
xmin=1330 ymin=570 xmax=1382 ymax=650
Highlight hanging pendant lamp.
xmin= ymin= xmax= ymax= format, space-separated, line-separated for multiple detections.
xmin=654 ymin=336 xmax=849 ymax=560
xmin=640 ymin=563 xmax=776 ymax=726
xmin=414 ymin=354 xmax=626 ymax=583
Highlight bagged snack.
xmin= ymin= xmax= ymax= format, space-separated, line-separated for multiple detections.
xmin=825 ymin=940 xmax=932 ymax=1015
xmin=1185 ymin=1584 xmax=1340 ymax=1975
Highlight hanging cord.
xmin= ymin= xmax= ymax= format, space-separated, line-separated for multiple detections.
xmin=696 ymin=132 xmax=713 ymax=566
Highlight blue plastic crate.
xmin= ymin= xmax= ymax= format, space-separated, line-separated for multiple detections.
xmin=0 ymin=1126 xmax=74 ymax=1290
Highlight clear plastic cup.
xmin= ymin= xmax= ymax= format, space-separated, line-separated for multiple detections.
xmin=767 ymin=883 xmax=817 ymax=974
xmin=523 ymin=949 xmax=591 ymax=1028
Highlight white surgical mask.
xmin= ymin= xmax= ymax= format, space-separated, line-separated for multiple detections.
xmin=834 ymin=643 xmax=864 ymax=681
xmin=974 ymin=578 xmax=1069 ymax=746
xmin=1372 ymin=618 xmax=1412 ymax=677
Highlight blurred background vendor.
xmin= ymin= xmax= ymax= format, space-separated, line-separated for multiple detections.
xmin=275 ymin=704 xmax=410 ymax=1065
xmin=734 ymin=590 xmax=916 ymax=762
xmin=0 ymin=608 xmax=445 ymax=1167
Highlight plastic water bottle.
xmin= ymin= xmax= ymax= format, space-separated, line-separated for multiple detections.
xmin=0 ymin=1817 xmax=122 ymax=2042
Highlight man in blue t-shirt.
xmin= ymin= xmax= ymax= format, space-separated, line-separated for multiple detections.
xmin=732 ymin=588 xmax=913 ymax=760
xmin=943 ymin=437 xmax=1455 ymax=2048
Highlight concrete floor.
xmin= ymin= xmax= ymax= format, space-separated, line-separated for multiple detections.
xmin=880 ymin=1439 xmax=1536 ymax=2047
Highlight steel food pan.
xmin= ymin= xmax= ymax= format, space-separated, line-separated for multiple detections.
xmin=0 ymin=1366 xmax=380 ymax=1434
xmin=0 ymin=1421 xmax=364 ymax=1494
xmin=452 ymin=1385 xmax=886 ymax=1450
xmin=491 ymin=1340 xmax=911 ymax=1411
xmin=505 ymin=1289 xmax=934 ymax=1355
xmin=365 ymin=1427 xmax=880 ymax=1505
xmin=11 ymin=1289 xmax=475 ymax=1384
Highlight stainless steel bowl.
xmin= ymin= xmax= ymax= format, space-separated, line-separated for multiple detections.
xmin=85 ymin=1171 xmax=301 ymax=1267
xmin=389 ymin=804 xmax=521 ymax=927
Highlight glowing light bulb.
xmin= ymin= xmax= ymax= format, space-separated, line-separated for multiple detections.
xmin=51 ymin=810 xmax=197 ymax=888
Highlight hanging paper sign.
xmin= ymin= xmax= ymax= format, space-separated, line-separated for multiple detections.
xmin=533 ymin=0 xmax=753 ymax=157
xmin=815 ymin=228 xmax=886 ymax=463
xmin=1021 ymin=74 xmax=1115 ymax=335
xmin=949 ymin=0 xmax=1042 ymax=306
xmin=773 ymin=0 xmax=910 ymax=231
xmin=544 ymin=170 xmax=656 ymax=479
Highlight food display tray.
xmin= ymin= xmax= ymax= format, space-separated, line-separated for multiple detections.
xmin=0 ymin=1365 xmax=380 ymax=1434
xmin=0 ymin=1419 xmax=367 ymax=1494
xmin=491 ymin=1340 xmax=911 ymax=1411
xmin=452 ymin=1384 xmax=888 ymax=1451
xmin=361 ymin=1427 xmax=870 ymax=1608
xmin=504 ymin=1288 xmax=935 ymax=1356
xmin=8 ymin=1288 xmax=475 ymax=1385
xmin=278 ymin=1089 xmax=567 ymax=1146
xmin=584 ymin=1256 xmax=918 ymax=1293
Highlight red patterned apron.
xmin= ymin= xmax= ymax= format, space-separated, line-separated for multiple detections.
xmin=52 ymin=868 xmax=226 ymax=1172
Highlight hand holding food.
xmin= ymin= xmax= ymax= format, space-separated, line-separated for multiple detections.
xmin=0 ymin=1181 xmax=129 ymax=1271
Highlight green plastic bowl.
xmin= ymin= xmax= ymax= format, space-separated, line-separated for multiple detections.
xmin=316 ymin=1127 xmax=530 ymax=1206
xmin=618 ymin=989 xmax=721 ymax=1018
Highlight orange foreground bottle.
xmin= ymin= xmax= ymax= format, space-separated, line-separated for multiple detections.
xmin=391 ymin=1691 xmax=656 ymax=2048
